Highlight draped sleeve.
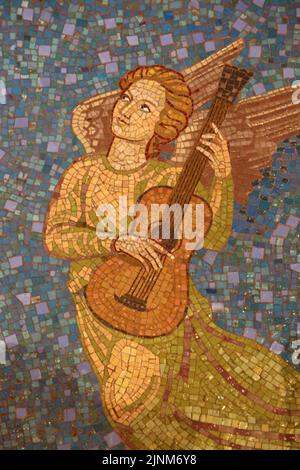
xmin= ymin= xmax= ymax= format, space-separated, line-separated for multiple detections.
xmin=44 ymin=156 xmax=110 ymax=261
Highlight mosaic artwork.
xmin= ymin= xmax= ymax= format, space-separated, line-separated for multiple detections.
xmin=0 ymin=0 xmax=300 ymax=451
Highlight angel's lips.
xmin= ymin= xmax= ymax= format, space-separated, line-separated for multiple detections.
xmin=117 ymin=116 xmax=129 ymax=126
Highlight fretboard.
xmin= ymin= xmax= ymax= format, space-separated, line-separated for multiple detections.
xmin=168 ymin=96 xmax=230 ymax=208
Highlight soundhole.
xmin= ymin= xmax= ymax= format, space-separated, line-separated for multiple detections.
xmin=114 ymin=293 xmax=147 ymax=312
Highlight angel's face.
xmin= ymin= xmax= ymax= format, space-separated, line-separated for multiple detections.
xmin=111 ymin=79 xmax=166 ymax=142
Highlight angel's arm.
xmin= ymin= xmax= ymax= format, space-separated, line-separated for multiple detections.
xmin=203 ymin=174 xmax=234 ymax=252
xmin=44 ymin=158 xmax=111 ymax=260
xmin=195 ymin=123 xmax=234 ymax=252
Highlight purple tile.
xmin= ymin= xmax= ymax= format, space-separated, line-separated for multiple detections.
xmin=63 ymin=23 xmax=75 ymax=36
xmin=253 ymin=0 xmax=265 ymax=7
xmin=9 ymin=256 xmax=22 ymax=268
xmin=58 ymin=335 xmax=69 ymax=348
xmin=16 ymin=408 xmax=27 ymax=419
xmin=249 ymin=46 xmax=262 ymax=58
xmin=38 ymin=45 xmax=51 ymax=57
xmin=160 ymin=34 xmax=173 ymax=46
xmin=127 ymin=35 xmax=139 ymax=46
xmin=65 ymin=73 xmax=77 ymax=85
xmin=192 ymin=32 xmax=204 ymax=44
xmin=16 ymin=293 xmax=31 ymax=306
xmin=57 ymin=443 xmax=71 ymax=450
xmin=283 ymin=68 xmax=295 ymax=78
xmin=4 ymin=200 xmax=17 ymax=212
xmin=277 ymin=24 xmax=287 ymax=35
xmin=228 ymin=271 xmax=239 ymax=284
xmin=15 ymin=117 xmax=28 ymax=128
xmin=290 ymin=264 xmax=300 ymax=273
xmin=22 ymin=8 xmax=34 ymax=21
xmin=38 ymin=77 xmax=50 ymax=87
xmin=104 ymin=431 xmax=122 ymax=448
xmin=203 ymin=250 xmax=218 ymax=265
xmin=244 ymin=328 xmax=257 ymax=340
xmin=272 ymin=223 xmax=290 ymax=238
xmin=77 ymin=361 xmax=91 ymax=375
xmin=47 ymin=141 xmax=60 ymax=152
xmin=286 ymin=215 xmax=299 ymax=228
xmin=106 ymin=62 xmax=118 ymax=74
xmin=64 ymin=408 xmax=76 ymax=422
xmin=211 ymin=302 xmax=224 ymax=313
xmin=253 ymin=83 xmax=266 ymax=95
xmin=138 ymin=56 xmax=147 ymax=66
xmin=236 ymin=1 xmax=247 ymax=12
xmin=214 ymin=5 xmax=224 ymax=13
xmin=105 ymin=18 xmax=117 ymax=29
xmin=270 ymin=341 xmax=284 ymax=354
xmin=32 ymin=222 xmax=43 ymax=233
xmin=232 ymin=18 xmax=247 ymax=32
xmin=40 ymin=10 xmax=52 ymax=22
xmin=252 ymin=246 xmax=264 ymax=259
xmin=98 ymin=51 xmax=111 ymax=63
xmin=36 ymin=302 xmax=49 ymax=315
xmin=5 ymin=334 xmax=18 ymax=348
xmin=30 ymin=368 xmax=42 ymax=380
xmin=177 ymin=48 xmax=188 ymax=59
xmin=260 ymin=290 xmax=273 ymax=303
xmin=204 ymin=41 xmax=216 ymax=52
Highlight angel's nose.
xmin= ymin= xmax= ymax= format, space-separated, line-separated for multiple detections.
xmin=121 ymin=101 xmax=135 ymax=119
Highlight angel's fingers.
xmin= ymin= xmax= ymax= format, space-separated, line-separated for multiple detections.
xmin=196 ymin=145 xmax=213 ymax=159
xmin=202 ymin=136 xmax=229 ymax=158
xmin=199 ymin=140 xmax=221 ymax=156
xmin=201 ymin=135 xmax=224 ymax=150
xmin=124 ymin=249 xmax=150 ymax=272
xmin=201 ymin=133 xmax=220 ymax=140
xmin=144 ymin=246 xmax=163 ymax=271
xmin=148 ymin=239 xmax=174 ymax=259
xmin=211 ymin=122 xmax=225 ymax=141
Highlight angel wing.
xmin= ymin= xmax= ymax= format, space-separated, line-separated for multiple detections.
xmin=71 ymin=38 xmax=245 ymax=155
xmin=174 ymin=86 xmax=300 ymax=203
xmin=71 ymin=37 xmax=300 ymax=204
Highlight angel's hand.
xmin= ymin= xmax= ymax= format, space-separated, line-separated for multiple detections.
xmin=196 ymin=122 xmax=231 ymax=178
xmin=113 ymin=235 xmax=174 ymax=272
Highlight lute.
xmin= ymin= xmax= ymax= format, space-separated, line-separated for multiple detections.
xmin=85 ymin=64 xmax=253 ymax=337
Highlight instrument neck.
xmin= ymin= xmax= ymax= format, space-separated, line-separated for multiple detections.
xmin=168 ymin=97 xmax=230 ymax=208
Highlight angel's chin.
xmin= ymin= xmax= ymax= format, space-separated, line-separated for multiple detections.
xmin=111 ymin=127 xmax=144 ymax=143
xmin=111 ymin=123 xmax=131 ymax=140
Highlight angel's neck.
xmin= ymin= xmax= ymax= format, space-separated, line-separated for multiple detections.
xmin=107 ymin=137 xmax=148 ymax=171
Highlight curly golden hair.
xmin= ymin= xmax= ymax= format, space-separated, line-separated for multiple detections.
xmin=118 ymin=65 xmax=193 ymax=159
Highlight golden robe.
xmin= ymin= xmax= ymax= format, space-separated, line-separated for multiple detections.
xmin=44 ymin=152 xmax=300 ymax=450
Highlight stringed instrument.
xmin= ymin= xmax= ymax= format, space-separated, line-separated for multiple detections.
xmin=85 ymin=64 xmax=253 ymax=337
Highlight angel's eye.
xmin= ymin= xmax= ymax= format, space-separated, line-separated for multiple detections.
xmin=140 ymin=103 xmax=151 ymax=113
xmin=121 ymin=94 xmax=130 ymax=102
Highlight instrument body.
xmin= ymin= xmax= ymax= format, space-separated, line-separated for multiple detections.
xmin=85 ymin=186 xmax=212 ymax=337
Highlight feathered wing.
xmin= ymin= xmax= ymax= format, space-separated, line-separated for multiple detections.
xmin=71 ymin=38 xmax=245 ymax=155
xmin=71 ymin=37 xmax=300 ymax=205
xmin=174 ymin=86 xmax=300 ymax=204
xmin=72 ymin=88 xmax=120 ymax=154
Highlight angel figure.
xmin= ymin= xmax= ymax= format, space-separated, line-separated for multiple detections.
xmin=44 ymin=39 xmax=300 ymax=450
